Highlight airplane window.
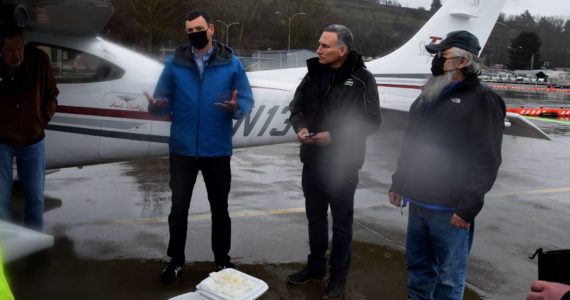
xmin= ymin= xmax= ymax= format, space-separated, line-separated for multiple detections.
xmin=34 ymin=43 xmax=125 ymax=83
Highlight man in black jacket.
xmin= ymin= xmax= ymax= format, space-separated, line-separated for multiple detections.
xmin=287 ymin=24 xmax=381 ymax=299
xmin=388 ymin=31 xmax=505 ymax=300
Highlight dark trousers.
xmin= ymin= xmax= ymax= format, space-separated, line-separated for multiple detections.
xmin=302 ymin=163 xmax=359 ymax=282
xmin=167 ymin=155 xmax=231 ymax=265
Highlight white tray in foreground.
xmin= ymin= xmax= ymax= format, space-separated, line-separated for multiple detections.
xmin=169 ymin=268 xmax=268 ymax=300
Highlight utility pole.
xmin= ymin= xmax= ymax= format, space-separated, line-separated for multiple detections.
xmin=216 ymin=19 xmax=240 ymax=46
xmin=275 ymin=11 xmax=306 ymax=52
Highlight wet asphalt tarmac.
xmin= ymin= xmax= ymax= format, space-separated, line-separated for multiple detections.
xmin=5 ymin=89 xmax=570 ymax=300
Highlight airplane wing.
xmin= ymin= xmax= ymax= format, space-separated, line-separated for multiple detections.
xmin=380 ymin=102 xmax=551 ymax=140
xmin=505 ymin=112 xmax=550 ymax=140
xmin=0 ymin=220 xmax=54 ymax=262
xmin=11 ymin=0 xmax=114 ymax=37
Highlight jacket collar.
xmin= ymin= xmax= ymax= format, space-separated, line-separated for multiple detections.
xmin=450 ymin=74 xmax=481 ymax=92
xmin=172 ymin=40 xmax=233 ymax=67
xmin=0 ymin=56 xmax=21 ymax=81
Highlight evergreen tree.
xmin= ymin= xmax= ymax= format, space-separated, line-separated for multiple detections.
xmin=430 ymin=0 xmax=442 ymax=13
xmin=508 ymin=31 xmax=542 ymax=70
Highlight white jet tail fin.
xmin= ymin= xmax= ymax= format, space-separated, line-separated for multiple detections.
xmin=366 ymin=0 xmax=507 ymax=75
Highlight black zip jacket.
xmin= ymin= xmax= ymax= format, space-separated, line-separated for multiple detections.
xmin=390 ymin=75 xmax=505 ymax=222
xmin=288 ymin=51 xmax=381 ymax=170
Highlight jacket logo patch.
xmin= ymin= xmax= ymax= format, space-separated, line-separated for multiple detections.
xmin=344 ymin=79 xmax=354 ymax=86
xmin=450 ymin=98 xmax=461 ymax=104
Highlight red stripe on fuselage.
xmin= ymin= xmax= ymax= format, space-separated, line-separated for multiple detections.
xmin=251 ymin=85 xmax=291 ymax=92
xmin=56 ymin=105 xmax=172 ymax=121
xmin=56 ymin=86 xmax=290 ymax=121
xmin=378 ymin=84 xmax=422 ymax=90
xmin=56 ymin=84 xmax=417 ymax=121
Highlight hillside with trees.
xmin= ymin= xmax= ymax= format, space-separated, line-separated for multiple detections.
xmin=101 ymin=0 xmax=570 ymax=69
xmin=480 ymin=10 xmax=569 ymax=69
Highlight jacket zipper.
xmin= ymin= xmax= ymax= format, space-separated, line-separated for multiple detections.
xmin=13 ymin=73 xmax=20 ymax=134
xmin=195 ymin=70 xmax=202 ymax=158
xmin=16 ymin=102 xmax=20 ymax=134
xmin=350 ymin=74 xmax=368 ymax=114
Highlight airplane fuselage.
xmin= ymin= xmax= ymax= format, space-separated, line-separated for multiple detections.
xmin=32 ymin=33 xmax=304 ymax=169
xmin=24 ymin=0 xmax=544 ymax=171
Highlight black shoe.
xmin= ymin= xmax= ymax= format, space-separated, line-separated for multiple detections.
xmin=322 ymin=278 xmax=345 ymax=299
xmin=287 ymin=267 xmax=326 ymax=285
xmin=215 ymin=261 xmax=235 ymax=271
xmin=160 ymin=261 xmax=183 ymax=284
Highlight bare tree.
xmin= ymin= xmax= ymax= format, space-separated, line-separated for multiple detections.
xmin=112 ymin=0 xmax=187 ymax=51
xmin=203 ymin=0 xmax=263 ymax=49
xmin=270 ymin=0 xmax=329 ymax=50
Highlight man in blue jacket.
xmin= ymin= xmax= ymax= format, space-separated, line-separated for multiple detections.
xmin=145 ymin=9 xmax=253 ymax=284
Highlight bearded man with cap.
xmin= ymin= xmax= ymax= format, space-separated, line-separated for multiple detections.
xmin=145 ymin=9 xmax=253 ymax=284
xmin=387 ymin=30 xmax=506 ymax=300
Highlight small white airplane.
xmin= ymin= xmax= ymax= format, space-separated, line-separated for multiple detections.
xmin=0 ymin=0 xmax=548 ymax=262
xmin=13 ymin=0 xmax=549 ymax=170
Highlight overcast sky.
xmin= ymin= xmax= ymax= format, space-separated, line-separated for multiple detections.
xmin=399 ymin=0 xmax=570 ymax=18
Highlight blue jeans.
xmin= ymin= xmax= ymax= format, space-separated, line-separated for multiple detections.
xmin=0 ymin=139 xmax=46 ymax=230
xmin=406 ymin=203 xmax=474 ymax=300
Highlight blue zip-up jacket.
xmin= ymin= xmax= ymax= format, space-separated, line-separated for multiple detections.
xmin=151 ymin=41 xmax=254 ymax=157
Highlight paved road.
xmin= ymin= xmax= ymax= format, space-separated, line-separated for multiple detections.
xmin=6 ymin=90 xmax=570 ymax=299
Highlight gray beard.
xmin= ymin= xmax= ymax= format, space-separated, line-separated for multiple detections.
xmin=421 ymin=71 xmax=457 ymax=102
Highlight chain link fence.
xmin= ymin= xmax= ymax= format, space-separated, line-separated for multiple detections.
xmin=156 ymin=48 xmax=316 ymax=71
xmin=236 ymin=50 xmax=316 ymax=71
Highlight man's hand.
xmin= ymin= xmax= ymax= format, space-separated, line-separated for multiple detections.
xmin=450 ymin=213 xmax=470 ymax=230
xmin=297 ymin=128 xmax=311 ymax=143
xmin=388 ymin=192 xmax=402 ymax=207
xmin=311 ymin=131 xmax=331 ymax=145
xmin=527 ymin=280 xmax=570 ymax=300
xmin=215 ymin=90 xmax=238 ymax=113
xmin=296 ymin=130 xmax=332 ymax=145
xmin=144 ymin=91 xmax=168 ymax=110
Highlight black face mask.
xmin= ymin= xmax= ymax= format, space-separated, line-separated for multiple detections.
xmin=188 ymin=30 xmax=209 ymax=50
xmin=430 ymin=55 xmax=447 ymax=76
